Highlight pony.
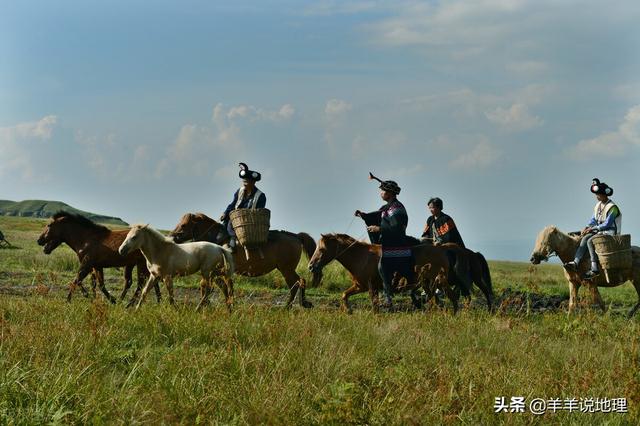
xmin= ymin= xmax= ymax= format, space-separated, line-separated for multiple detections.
xmin=308 ymin=233 xmax=454 ymax=312
xmin=530 ymin=225 xmax=640 ymax=317
xmin=36 ymin=211 xmax=159 ymax=304
xmin=170 ymin=212 xmax=319 ymax=308
xmin=119 ymin=224 xmax=235 ymax=311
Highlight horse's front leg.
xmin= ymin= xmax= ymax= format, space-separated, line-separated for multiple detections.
xmin=68 ymin=263 xmax=92 ymax=302
xmin=196 ymin=277 xmax=212 ymax=312
xmin=164 ymin=276 xmax=176 ymax=307
xmin=119 ymin=265 xmax=134 ymax=302
xmin=567 ymin=278 xmax=581 ymax=314
xmin=297 ymin=278 xmax=313 ymax=309
xmin=95 ymin=268 xmax=116 ymax=304
xmin=588 ymin=283 xmax=606 ymax=312
xmin=135 ymin=275 xmax=160 ymax=310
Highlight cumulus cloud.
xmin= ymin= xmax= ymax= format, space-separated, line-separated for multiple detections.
xmin=325 ymin=98 xmax=352 ymax=117
xmin=485 ymin=103 xmax=543 ymax=131
xmin=0 ymin=115 xmax=58 ymax=180
xmin=567 ymin=104 xmax=640 ymax=160
xmin=224 ymin=103 xmax=295 ymax=122
xmin=450 ymin=138 xmax=502 ymax=170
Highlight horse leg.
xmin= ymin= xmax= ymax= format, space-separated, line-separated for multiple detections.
xmin=282 ymin=269 xmax=312 ymax=309
xmin=627 ymin=279 xmax=640 ymax=318
xmin=95 ymin=268 xmax=116 ymax=304
xmin=297 ymin=278 xmax=312 ymax=309
xmin=215 ymin=276 xmax=233 ymax=312
xmin=342 ymin=283 xmax=365 ymax=314
xmin=196 ymin=277 xmax=213 ymax=312
xmin=568 ymin=279 xmax=581 ymax=314
xmin=164 ymin=277 xmax=176 ymax=307
xmin=588 ymin=284 xmax=606 ymax=312
xmin=90 ymin=269 xmax=98 ymax=299
xmin=135 ymin=275 xmax=159 ymax=310
xmin=225 ymin=277 xmax=234 ymax=309
xmin=67 ymin=265 xmax=92 ymax=302
xmin=120 ymin=265 xmax=134 ymax=302
xmin=445 ymin=286 xmax=460 ymax=314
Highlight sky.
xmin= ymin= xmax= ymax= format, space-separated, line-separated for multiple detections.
xmin=1 ymin=0 xmax=639 ymax=261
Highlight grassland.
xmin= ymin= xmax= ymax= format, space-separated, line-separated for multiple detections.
xmin=0 ymin=216 xmax=638 ymax=424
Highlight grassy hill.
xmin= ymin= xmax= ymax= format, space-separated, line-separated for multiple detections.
xmin=0 ymin=199 xmax=128 ymax=226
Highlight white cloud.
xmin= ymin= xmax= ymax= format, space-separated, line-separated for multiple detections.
xmin=0 ymin=115 xmax=58 ymax=180
xmin=567 ymin=104 xmax=640 ymax=160
xmin=325 ymin=98 xmax=352 ymax=116
xmin=450 ymin=139 xmax=502 ymax=169
xmin=223 ymin=103 xmax=295 ymax=123
xmin=485 ymin=103 xmax=543 ymax=131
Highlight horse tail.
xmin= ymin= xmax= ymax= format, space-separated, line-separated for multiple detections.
xmin=476 ymin=251 xmax=494 ymax=297
xmin=296 ymin=232 xmax=317 ymax=260
xmin=221 ymin=247 xmax=235 ymax=278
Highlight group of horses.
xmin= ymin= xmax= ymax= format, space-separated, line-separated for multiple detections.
xmin=34 ymin=211 xmax=640 ymax=317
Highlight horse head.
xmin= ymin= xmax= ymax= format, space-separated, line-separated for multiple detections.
xmin=170 ymin=212 xmax=223 ymax=243
xmin=37 ymin=218 xmax=65 ymax=254
xmin=119 ymin=225 xmax=145 ymax=256
xmin=308 ymin=234 xmax=340 ymax=275
xmin=530 ymin=226 xmax=564 ymax=264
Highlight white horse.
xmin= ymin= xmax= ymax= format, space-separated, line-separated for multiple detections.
xmin=530 ymin=225 xmax=640 ymax=317
xmin=118 ymin=224 xmax=235 ymax=311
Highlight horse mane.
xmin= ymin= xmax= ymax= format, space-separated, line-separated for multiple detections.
xmin=322 ymin=233 xmax=370 ymax=247
xmin=132 ymin=224 xmax=173 ymax=243
xmin=52 ymin=211 xmax=110 ymax=234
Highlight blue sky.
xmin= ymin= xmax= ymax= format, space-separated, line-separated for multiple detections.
xmin=2 ymin=0 xmax=639 ymax=260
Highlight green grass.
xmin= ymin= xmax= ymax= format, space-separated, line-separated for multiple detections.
xmin=0 ymin=216 xmax=639 ymax=424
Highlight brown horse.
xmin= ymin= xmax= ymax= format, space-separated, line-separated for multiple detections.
xmin=530 ymin=226 xmax=640 ymax=317
xmin=36 ymin=211 xmax=160 ymax=304
xmin=170 ymin=212 xmax=319 ymax=308
xmin=308 ymin=233 xmax=461 ymax=312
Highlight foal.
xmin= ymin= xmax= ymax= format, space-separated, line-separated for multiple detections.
xmin=119 ymin=224 xmax=235 ymax=311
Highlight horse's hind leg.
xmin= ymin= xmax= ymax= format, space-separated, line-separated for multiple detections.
xmin=95 ymin=268 xmax=116 ymax=304
xmin=215 ymin=277 xmax=233 ymax=312
xmin=588 ymin=284 xmax=606 ymax=312
xmin=282 ymin=269 xmax=312 ymax=309
xmin=627 ymin=279 xmax=640 ymax=318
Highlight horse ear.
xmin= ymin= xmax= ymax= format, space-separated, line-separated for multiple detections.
xmin=144 ymin=223 xmax=149 ymax=228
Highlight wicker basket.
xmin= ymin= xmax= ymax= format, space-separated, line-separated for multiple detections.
xmin=591 ymin=234 xmax=632 ymax=270
xmin=229 ymin=208 xmax=270 ymax=247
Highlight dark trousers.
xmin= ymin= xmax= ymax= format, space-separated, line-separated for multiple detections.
xmin=575 ymin=233 xmax=598 ymax=269
xmin=378 ymin=256 xmax=414 ymax=301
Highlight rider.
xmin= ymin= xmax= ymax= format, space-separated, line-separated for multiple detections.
xmin=420 ymin=197 xmax=465 ymax=248
xmin=219 ymin=162 xmax=266 ymax=251
xmin=355 ymin=172 xmax=413 ymax=308
xmin=564 ymin=178 xmax=621 ymax=279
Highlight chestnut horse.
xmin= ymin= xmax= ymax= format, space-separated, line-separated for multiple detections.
xmin=530 ymin=226 xmax=640 ymax=316
xmin=36 ymin=211 xmax=160 ymax=304
xmin=308 ymin=233 xmax=460 ymax=312
xmin=170 ymin=213 xmax=319 ymax=308
xmin=308 ymin=234 xmax=494 ymax=313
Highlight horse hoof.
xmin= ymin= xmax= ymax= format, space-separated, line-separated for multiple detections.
xmin=301 ymin=301 xmax=313 ymax=309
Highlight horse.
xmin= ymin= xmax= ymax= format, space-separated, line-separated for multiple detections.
xmin=170 ymin=212 xmax=319 ymax=308
xmin=530 ymin=225 xmax=640 ymax=317
xmin=308 ymin=233 xmax=460 ymax=312
xmin=119 ymin=224 xmax=235 ymax=311
xmin=36 ymin=211 xmax=159 ymax=304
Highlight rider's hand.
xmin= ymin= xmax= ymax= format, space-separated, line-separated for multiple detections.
xmin=367 ymin=225 xmax=380 ymax=233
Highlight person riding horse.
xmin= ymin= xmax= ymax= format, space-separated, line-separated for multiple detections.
xmin=219 ymin=162 xmax=266 ymax=251
xmin=355 ymin=172 xmax=413 ymax=308
xmin=421 ymin=197 xmax=465 ymax=248
xmin=564 ymin=178 xmax=622 ymax=279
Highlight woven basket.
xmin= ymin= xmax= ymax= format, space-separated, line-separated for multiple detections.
xmin=591 ymin=234 xmax=632 ymax=270
xmin=229 ymin=208 xmax=270 ymax=247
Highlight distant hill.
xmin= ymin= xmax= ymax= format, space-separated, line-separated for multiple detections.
xmin=0 ymin=200 xmax=129 ymax=226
